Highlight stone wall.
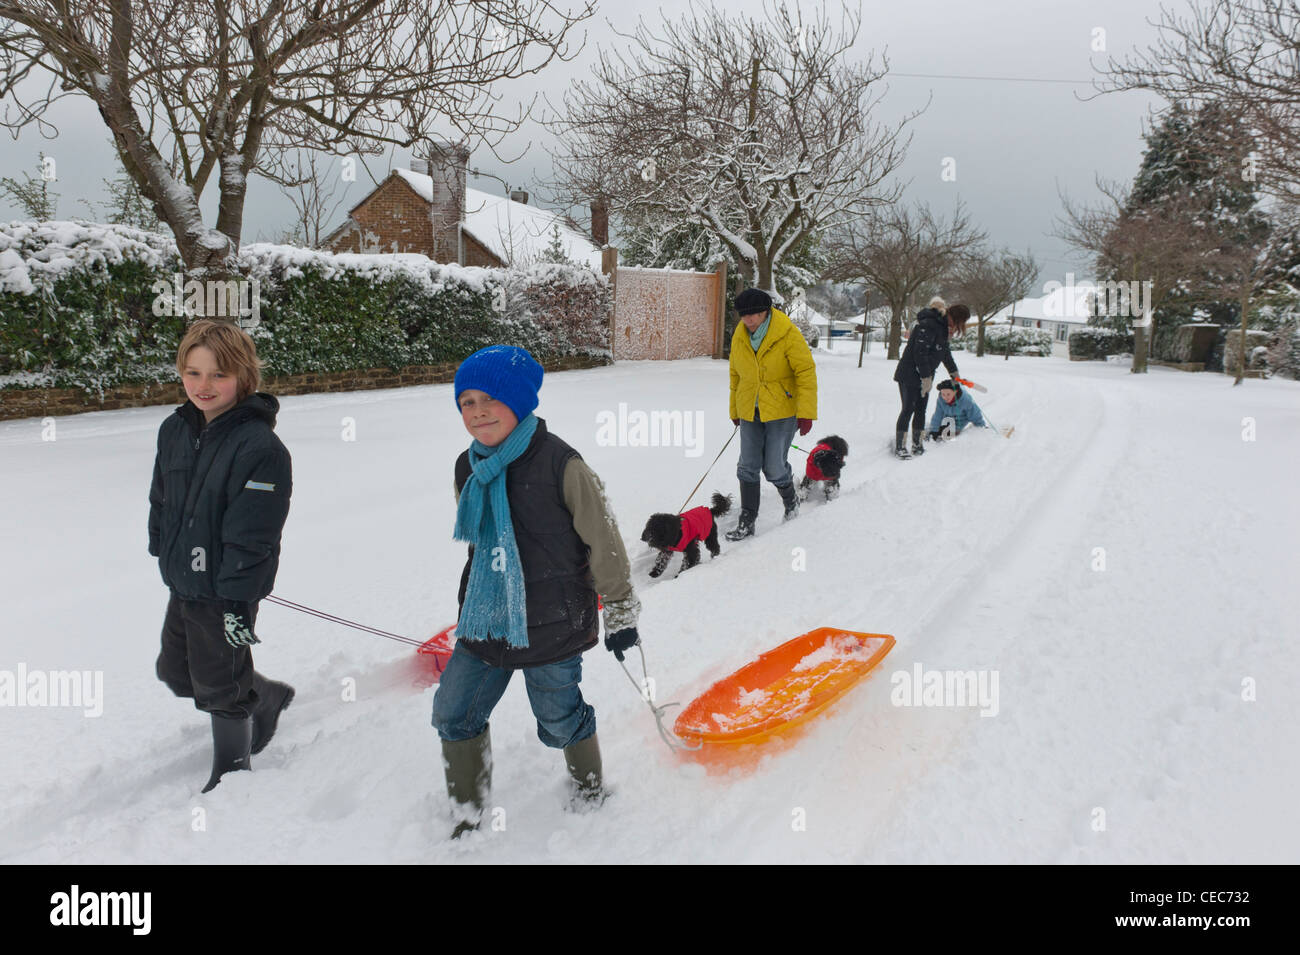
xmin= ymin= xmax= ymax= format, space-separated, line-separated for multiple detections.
xmin=0 ymin=355 xmax=609 ymax=423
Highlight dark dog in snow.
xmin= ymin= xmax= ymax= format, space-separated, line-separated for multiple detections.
xmin=797 ymin=435 xmax=849 ymax=502
xmin=640 ymin=492 xmax=732 ymax=578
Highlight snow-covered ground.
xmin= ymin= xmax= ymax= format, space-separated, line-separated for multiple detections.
xmin=2 ymin=345 xmax=1297 ymax=863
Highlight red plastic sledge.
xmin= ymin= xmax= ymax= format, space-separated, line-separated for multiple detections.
xmin=417 ymin=625 xmax=456 ymax=681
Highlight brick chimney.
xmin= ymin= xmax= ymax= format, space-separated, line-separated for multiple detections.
xmin=423 ymin=141 xmax=468 ymax=264
xmin=590 ymin=197 xmax=609 ymax=247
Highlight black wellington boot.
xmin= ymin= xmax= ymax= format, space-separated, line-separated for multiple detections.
xmin=202 ymin=714 xmax=253 ymax=793
xmin=251 ymin=674 xmax=295 ymax=755
xmin=777 ymin=481 xmax=800 ymax=521
xmin=911 ymin=428 xmax=926 ymax=456
xmin=894 ymin=431 xmax=911 ymax=460
xmin=725 ymin=480 xmax=760 ymax=541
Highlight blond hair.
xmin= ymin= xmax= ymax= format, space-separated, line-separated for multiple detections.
xmin=176 ymin=320 xmax=263 ymax=399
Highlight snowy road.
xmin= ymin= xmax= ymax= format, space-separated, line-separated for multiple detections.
xmin=2 ymin=346 xmax=1297 ymax=863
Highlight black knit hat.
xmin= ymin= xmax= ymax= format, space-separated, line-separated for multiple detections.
xmin=735 ymin=288 xmax=772 ymax=316
xmin=937 ymin=378 xmax=959 ymax=394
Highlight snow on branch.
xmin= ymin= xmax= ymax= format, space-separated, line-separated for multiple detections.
xmin=547 ymin=0 xmax=917 ymax=292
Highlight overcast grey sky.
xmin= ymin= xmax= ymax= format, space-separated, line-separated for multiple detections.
xmin=0 ymin=0 xmax=1167 ymax=285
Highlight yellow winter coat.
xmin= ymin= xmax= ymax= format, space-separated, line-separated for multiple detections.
xmin=729 ymin=308 xmax=818 ymax=422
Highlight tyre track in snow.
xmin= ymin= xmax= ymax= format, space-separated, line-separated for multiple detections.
xmin=703 ymin=356 xmax=1137 ymax=861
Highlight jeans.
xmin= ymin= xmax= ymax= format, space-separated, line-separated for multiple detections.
xmin=736 ymin=412 xmax=798 ymax=486
xmin=431 ymin=642 xmax=596 ymax=748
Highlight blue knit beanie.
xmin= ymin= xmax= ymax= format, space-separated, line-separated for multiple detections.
xmin=453 ymin=345 xmax=544 ymax=420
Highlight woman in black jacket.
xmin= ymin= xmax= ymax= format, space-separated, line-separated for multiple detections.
xmin=892 ymin=300 xmax=969 ymax=458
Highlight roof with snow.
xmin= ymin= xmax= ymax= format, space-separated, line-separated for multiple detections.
xmin=990 ymin=283 xmax=1098 ymax=326
xmin=392 ymin=168 xmax=602 ymax=270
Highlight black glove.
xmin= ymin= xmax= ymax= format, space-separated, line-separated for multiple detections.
xmin=605 ymin=627 xmax=639 ymax=662
xmin=223 ymin=601 xmax=260 ymax=648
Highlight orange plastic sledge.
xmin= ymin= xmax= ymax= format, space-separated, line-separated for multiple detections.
xmin=674 ymin=628 xmax=895 ymax=745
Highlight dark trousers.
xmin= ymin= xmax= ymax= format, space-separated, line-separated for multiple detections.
xmin=156 ymin=593 xmax=258 ymax=718
xmin=896 ymin=379 xmax=929 ymax=433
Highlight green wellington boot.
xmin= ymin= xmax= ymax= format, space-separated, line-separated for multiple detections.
xmin=441 ymin=727 xmax=491 ymax=838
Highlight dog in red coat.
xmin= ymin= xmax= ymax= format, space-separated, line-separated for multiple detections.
xmin=640 ymin=492 xmax=732 ymax=578
xmin=797 ymin=435 xmax=849 ymax=502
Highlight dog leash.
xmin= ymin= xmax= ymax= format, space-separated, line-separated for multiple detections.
xmin=677 ymin=425 xmax=738 ymax=514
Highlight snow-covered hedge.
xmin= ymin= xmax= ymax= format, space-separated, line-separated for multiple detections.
xmin=951 ymin=325 xmax=1054 ymax=356
xmin=1 ymin=222 xmax=612 ymax=392
xmin=1068 ymin=326 xmax=1135 ymax=360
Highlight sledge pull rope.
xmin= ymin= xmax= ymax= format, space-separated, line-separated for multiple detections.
xmin=617 ymin=644 xmax=702 ymax=752
xmin=264 ymin=595 xmax=423 ymax=646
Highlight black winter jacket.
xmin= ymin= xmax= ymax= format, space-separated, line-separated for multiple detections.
xmin=453 ymin=418 xmax=599 ymax=670
xmin=148 ymin=393 xmax=292 ymax=602
xmin=894 ymin=308 xmax=959 ymax=384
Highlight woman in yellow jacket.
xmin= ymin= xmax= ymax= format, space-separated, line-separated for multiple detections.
xmin=726 ymin=288 xmax=818 ymax=540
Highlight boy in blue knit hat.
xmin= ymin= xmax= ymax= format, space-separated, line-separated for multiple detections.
xmin=432 ymin=345 xmax=641 ymax=837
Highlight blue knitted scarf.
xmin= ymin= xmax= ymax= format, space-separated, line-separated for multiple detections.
xmin=453 ymin=413 xmax=539 ymax=648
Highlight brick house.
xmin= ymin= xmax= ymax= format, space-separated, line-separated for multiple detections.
xmin=324 ymin=144 xmax=604 ymax=269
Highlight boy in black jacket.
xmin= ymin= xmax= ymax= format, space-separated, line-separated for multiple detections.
xmin=149 ymin=319 xmax=294 ymax=792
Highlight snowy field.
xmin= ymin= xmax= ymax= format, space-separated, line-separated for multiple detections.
xmin=2 ymin=345 xmax=1298 ymax=864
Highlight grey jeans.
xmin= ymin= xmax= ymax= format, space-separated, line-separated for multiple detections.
xmin=736 ymin=412 xmax=798 ymax=486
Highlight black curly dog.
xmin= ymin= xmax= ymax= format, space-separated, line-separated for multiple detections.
xmin=798 ymin=434 xmax=849 ymax=502
xmin=639 ymin=492 xmax=732 ymax=579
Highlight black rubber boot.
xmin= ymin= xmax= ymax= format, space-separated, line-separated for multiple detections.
xmin=894 ymin=432 xmax=911 ymax=459
xmin=777 ymin=481 xmax=800 ymax=521
xmin=442 ymin=727 xmax=491 ymax=838
xmin=911 ymin=429 xmax=926 ymax=456
xmin=201 ymin=714 xmax=252 ymax=793
xmin=251 ymin=675 xmax=295 ymax=755
xmin=564 ymin=732 xmax=605 ymax=809
xmin=725 ymin=480 xmax=760 ymax=541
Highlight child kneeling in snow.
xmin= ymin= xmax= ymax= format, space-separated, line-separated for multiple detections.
xmin=149 ymin=319 xmax=295 ymax=794
xmin=432 ymin=345 xmax=641 ymax=837
xmin=927 ymin=379 xmax=989 ymax=440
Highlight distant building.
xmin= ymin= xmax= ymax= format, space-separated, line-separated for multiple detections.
xmin=990 ymin=284 xmax=1097 ymax=356
xmin=324 ymin=143 xmax=603 ymax=269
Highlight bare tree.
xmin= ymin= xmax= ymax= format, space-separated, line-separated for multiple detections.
xmin=1095 ymin=0 xmax=1300 ymax=211
xmin=1056 ymin=178 xmax=1221 ymax=373
xmin=951 ymin=249 xmax=1039 ymax=357
xmin=548 ymin=0 xmax=916 ymax=295
xmin=279 ymin=149 xmax=349 ymax=248
xmin=0 ymin=0 xmax=594 ymax=285
xmin=823 ymin=201 xmax=986 ymax=364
